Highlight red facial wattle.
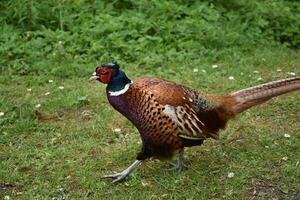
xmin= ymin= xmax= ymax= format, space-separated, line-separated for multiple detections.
xmin=100 ymin=72 xmax=111 ymax=84
xmin=96 ymin=67 xmax=112 ymax=84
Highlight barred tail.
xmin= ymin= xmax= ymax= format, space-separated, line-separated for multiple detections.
xmin=229 ymin=76 xmax=300 ymax=114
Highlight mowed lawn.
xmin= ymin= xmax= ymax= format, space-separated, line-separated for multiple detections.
xmin=1 ymin=46 xmax=300 ymax=199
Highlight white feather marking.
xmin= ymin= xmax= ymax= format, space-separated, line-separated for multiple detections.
xmin=189 ymin=117 xmax=203 ymax=134
xmin=179 ymin=134 xmax=204 ymax=140
xmin=109 ymin=81 xmax=133 ymax=96
xmin=164 ymin=104 xmax=204 ymax=138
xmin=185 ymin=118 xmax=198 ymax=136
xmin=163 ymin=105 xmax=180 ymax=125
xmin=191 ymin=112 xmax=205 ymax=126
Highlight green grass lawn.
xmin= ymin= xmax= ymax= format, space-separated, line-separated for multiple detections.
xmin=1 ymin=45 xmax=300 ymax=199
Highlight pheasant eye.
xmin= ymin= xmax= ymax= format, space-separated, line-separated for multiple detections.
xmin=101 ymin=69 xmax=108 ymax=74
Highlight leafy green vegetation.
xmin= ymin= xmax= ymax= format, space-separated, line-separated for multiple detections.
xmin=1 ymin=0 xmax=300 ymax=199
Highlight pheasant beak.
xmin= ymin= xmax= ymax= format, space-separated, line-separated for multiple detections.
xmin=89 ymin=72 xmax=99 ymax=81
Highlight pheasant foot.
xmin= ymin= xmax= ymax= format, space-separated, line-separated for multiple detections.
xmin=102 ymin=160 xmax=141 ymax=183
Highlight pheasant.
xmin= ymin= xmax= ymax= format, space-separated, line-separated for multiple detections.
xmin=89 ymin=63 xmax=300 ymax=183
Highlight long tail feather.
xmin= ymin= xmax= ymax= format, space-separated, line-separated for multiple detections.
xmin=229 ymin=76 xmax=300 ymax=114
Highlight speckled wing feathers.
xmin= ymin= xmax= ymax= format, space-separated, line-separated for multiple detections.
xmin=132 ymin=78 xmax=221 ymax=141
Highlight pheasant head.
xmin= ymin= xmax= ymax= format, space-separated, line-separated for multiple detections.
xmin=89 ymin=63 xmax=131 ymax=93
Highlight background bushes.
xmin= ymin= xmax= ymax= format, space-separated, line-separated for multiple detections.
xmin=1 ymin=0 xmax=300 ymax=76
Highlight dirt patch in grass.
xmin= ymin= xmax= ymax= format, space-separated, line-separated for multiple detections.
xmin=249 ymin=179 xmax=300 ymax=200
xmin=61 ymin=108 xmax=95 ymax=120
xmin=0 ymin=182 xmax=16 ymax=191
xmin=34 ymin=108 xmax=95 ymax=122
xmin=0 ymin=182 xmax=23 ymax=198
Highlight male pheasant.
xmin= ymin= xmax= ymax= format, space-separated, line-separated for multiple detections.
xmin=89 ymin=63 xmax=300 ymax=183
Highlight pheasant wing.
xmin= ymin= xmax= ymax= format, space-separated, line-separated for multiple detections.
xmin=134 ymin=78 xmax=219 ymax=140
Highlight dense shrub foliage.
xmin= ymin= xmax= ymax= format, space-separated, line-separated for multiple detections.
xmin=0 ymin=0 xmax=300 ymax=76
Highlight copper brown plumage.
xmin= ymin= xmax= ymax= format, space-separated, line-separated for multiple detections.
xmin=89 ymin=63 xmax=300 ymax=183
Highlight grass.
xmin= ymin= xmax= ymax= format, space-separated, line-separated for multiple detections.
xmin=1 ymin=1 xmax=300 ymax=199
xmin=1 ymin=45 xmax=300 ymax=199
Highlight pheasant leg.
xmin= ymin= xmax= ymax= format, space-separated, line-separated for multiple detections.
xmin=102 ymin=160 xmax=142 ymax=183
xmin=165 ymin=148 xmax=187 ymax=172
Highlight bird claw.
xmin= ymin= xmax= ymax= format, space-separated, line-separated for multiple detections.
xmin=101 ymin=160 xmax=142 ymax=183
xmin=164 ymin=162 xmax=187 ymax=172
xmin=102 ymin=172 xmax=128 ymax=183
xmin=163 ymin=148 xmax=187 ymax=172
